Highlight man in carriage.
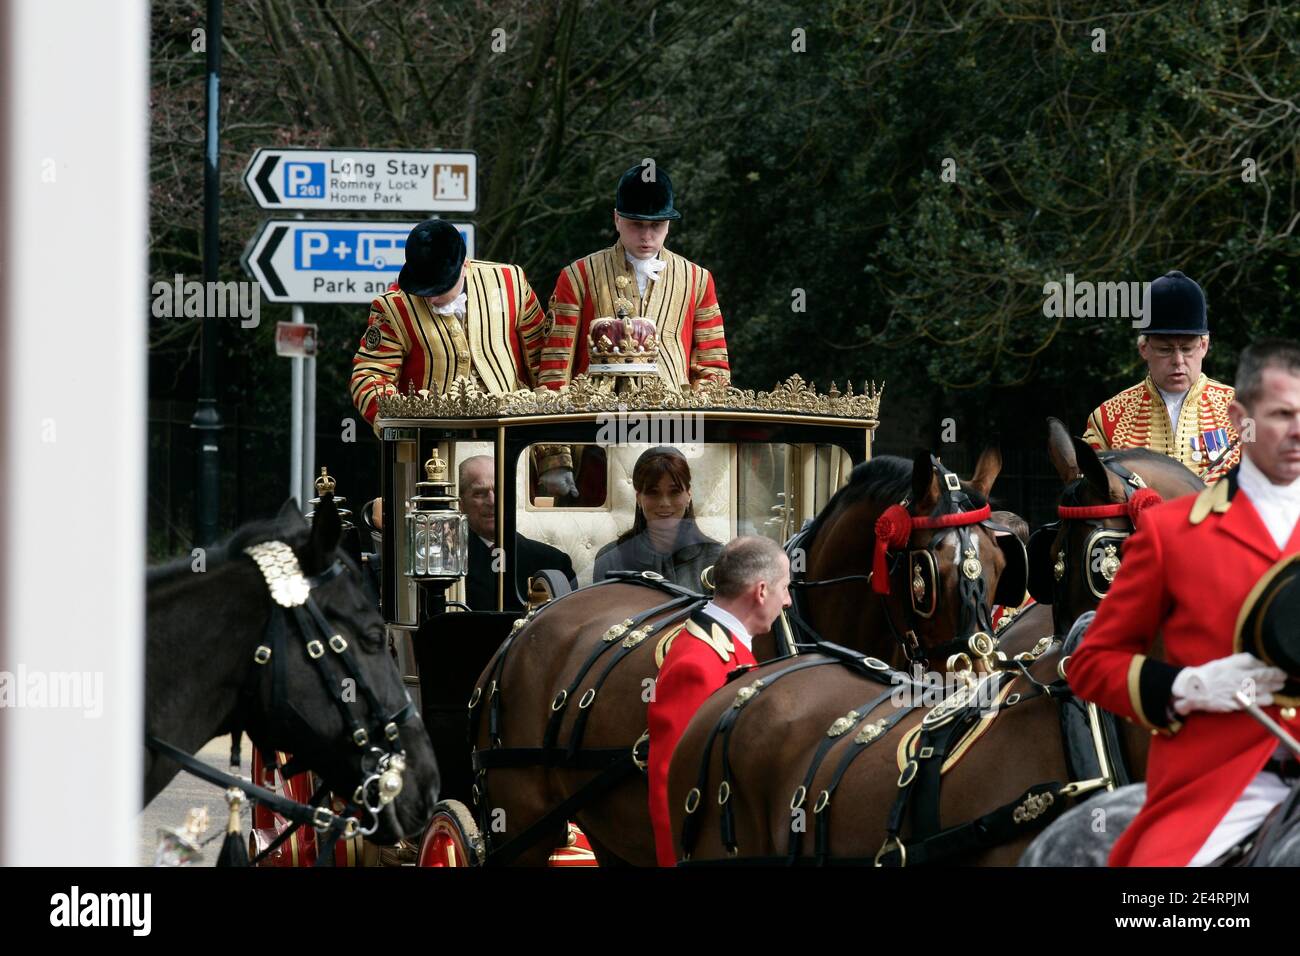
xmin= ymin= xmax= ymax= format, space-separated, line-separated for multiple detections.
xmin=1069 ymin=338 xmax=1300 ymax=866
xmin=547 ymin=162 xmax=731 ymax=391
xmin=1081 ymin=269 xmax=1240 ymax=483
xmin=648 ymin=535 xmax=792 ymax=866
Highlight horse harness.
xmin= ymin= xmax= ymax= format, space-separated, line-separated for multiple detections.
xmin=676 ymin=639 xmax=1114 ymax=866
xmin=146 ymin=539 xmax=418 ymax=865
xmin=788 ymin=456 xmax=1027 ymax=672
xmin=467 ymin=570 xmax=711 ymax=866
xmin=1027 ymin=457 xmax=1162 ymax=610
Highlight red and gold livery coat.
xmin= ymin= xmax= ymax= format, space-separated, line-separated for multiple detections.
xmin=1082 ymin=373 xmax=1240 ymax=482
xmin=647 ymin=610 xmax=756 ymax=867
xmin=549 ymin=241 xmax=730 ymax=391
xmin=350 ymin=260 xmax=568 ymax=428
xmin=1068 ymin=468 xmax=1300 ymax=866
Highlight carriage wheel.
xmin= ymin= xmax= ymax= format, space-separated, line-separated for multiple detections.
xmin=417 ymin=800 xmax=484 ymax=867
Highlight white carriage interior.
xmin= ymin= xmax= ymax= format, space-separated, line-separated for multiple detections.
xmin=451 ymin=439 xmax=855 ymax=589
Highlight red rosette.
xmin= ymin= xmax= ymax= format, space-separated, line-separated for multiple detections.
xmin=872 ymin=504 xmax=912 ymax=594
xmin=1127 ymin=487 xmax=1163 ymax=527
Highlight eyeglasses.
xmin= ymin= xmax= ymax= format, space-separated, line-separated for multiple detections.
xmin=1150 ymin=344 xmax=1200 ymax=359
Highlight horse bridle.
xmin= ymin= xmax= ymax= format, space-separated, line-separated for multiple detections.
xmin=871 ymin=457 xmax=1003 ymax=669
xmin=1029 ymin=459 xmax=1163 ymax=613
xmin=146 ymin=539 xmax=418 ymax=858
xmin=788 ymin=457 xmax=1013 ymax=671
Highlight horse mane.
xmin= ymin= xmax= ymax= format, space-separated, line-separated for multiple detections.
xmin=1097 ymin=447 xmax=1204 ymax=495
xmin=146 ymin=512 xmax=310 ymax=587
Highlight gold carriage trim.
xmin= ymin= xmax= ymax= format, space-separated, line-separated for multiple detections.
xmin=376 ymin=373 xmax=884 ymax=422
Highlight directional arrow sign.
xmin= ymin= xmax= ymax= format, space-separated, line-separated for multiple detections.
xmin=241 ymin=219 xmax=476 ymax=304
xmin=242 ymin=148 xmax=478 ymax=213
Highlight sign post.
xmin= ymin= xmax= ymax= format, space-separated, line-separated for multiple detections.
xmin=243 ymin=148 xmax=478 ymax=214
xmin=243 ymin=146 xmax=478 ymax=515
xmin=242 ymin=218 xmax=476 ymax=304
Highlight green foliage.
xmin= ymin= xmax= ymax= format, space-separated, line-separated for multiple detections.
xmin=148 ymin=0 xmax=1299 ymax=540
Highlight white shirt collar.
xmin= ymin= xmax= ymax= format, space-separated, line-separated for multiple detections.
xmin=1238 ymin=452 xmax=1300 ymax=550
xmin=624 ymin=250 xmax=666 ymax=297
xmin=701 ymin=601 xmax=752 ymax=651
xmin=1239 ymin=451 xmax=1300 ymax=502
xmin=1154 ymin=383 xmax=1188 ymax=426
xmin=428 ymin=291 xmax=467 ymax=316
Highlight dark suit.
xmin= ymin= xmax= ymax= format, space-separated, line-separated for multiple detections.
xmin=465 ymin=533 xmax=576 ymax=612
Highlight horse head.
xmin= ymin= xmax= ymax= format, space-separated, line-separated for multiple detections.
xmin=1029 ymin=418 xmax=1203 ymax=636
xmin=802 ymin=447 xmax=1022 ymax=670
xmin=881 ymin=447 xmax=1024 ymax=669
xmin=236 ymin=496 xmax=439 ymax=844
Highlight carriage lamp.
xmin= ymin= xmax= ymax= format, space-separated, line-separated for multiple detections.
xmin=306 ymin=466 xmax=354 ymax=529
xmin=404 ymin=450 xmax=468 ymax=581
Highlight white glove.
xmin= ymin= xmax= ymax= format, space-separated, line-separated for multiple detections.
xmin=1171 ymin=652 xmax=1286 ymax=716
xmin=538 ymin=467 xmax=578 ymax=500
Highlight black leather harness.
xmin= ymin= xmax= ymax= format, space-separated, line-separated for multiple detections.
xmin=146 ymin=541 xmax=418 ymax=865
xmin=467 ymin=571 xmax=709 ymax=866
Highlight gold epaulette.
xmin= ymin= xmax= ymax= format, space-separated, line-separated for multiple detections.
xmin=683 ymin=618 xmax=735 ymax=663
xmin=1189 ymin=478 xmax=1231 ymax=525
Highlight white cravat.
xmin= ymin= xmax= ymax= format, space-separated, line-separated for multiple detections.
xmin=1238 ymin=452 xmax=1300 ymax=550
xmin=1154 ymin=383 xmax=1188 ymax=430
xmin=428 ymin=292 xmax=467 ymax=316
xmin=701 ymin=601 xmax=752 ymax=651
xmin=625 ymin=251 xmax=666 ymax=298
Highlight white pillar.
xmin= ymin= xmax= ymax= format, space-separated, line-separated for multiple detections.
xmin=1 ymin=0 xmax=149 ymax=865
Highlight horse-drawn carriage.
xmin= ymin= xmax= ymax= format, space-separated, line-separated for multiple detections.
xmin=241 ymin=362 xmax=1275 ymax=867
xmin=373 ymin=374 xmax=884 ymax=866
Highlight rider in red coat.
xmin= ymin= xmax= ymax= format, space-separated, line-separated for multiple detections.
xmin=647 ymin=536 xmax=791 ymax=866
xmin=1069 ymin=338 xmax=1300 ymax=866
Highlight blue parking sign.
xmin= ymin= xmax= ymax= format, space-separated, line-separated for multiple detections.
xmin=283 ymin=161 xmax=325 ymax=199
xmin=296 ymin=228 xmax=407 ymax=271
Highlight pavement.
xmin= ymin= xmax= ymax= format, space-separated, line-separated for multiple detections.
xmin=138 ymin=734 xmax=253 ymax=866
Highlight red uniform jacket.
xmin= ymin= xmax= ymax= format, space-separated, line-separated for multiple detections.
xmin=648 ymin=610 xmax=756 ymax=867
xmin=549 ymin=241 xmax=730 ymax=391
xmin=1068 ymin=467 xmax=1300 ymax=866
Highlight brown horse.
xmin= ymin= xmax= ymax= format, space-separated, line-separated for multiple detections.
xmin=663 ymin=421 xmax=1205 ymax=866
xmin=466 ymin=448 xmax=1019 ymax=866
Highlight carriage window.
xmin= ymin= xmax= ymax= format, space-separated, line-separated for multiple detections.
xmin=517 ymin=442 xmax=730 ymax=588
xmin=524 ymin=444 xmax=609 ymax=509
xmin=736 ymin=444 xmax=791 ymax=543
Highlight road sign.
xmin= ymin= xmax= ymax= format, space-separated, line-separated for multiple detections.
xmin=241 ymin=219 xmax=476 ymax=303
xmin=243 ymin=148 xmax=477 ymax=212
xmin=275 ymin=321 xmax=318 ymax=357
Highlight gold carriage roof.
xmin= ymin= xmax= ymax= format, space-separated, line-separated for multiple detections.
xmin=375 ymin=374 xmax=884 ymax=426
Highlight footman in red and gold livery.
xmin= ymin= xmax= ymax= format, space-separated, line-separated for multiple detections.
xmin=648 ymin=536 xmax=791 ymax=866
xmin=549 ymin=164 xmax=730 ymax=392
xmin=1069 ymin=338 xmax=1300 ymax=866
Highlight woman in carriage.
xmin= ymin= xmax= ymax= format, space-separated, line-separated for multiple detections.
xmin=592 ymin=446 xmax=722 ymax=592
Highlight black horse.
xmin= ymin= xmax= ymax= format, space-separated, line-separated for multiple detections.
xmin=145 ymin=496 xmax=439 ymax=845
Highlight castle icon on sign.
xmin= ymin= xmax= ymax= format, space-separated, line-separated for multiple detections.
xmin=434 ymin=164 xmax=469 ymax=202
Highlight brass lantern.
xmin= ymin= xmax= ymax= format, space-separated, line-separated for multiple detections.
xmin=405 ymin=450 xmax=468 ymax=580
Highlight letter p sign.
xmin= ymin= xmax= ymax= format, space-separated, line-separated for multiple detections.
xmin=284 ymin=161 xmax=324 ymax=199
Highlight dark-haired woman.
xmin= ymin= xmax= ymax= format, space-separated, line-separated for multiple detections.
xmin=593 ymin=446 xmax=722 ymax=592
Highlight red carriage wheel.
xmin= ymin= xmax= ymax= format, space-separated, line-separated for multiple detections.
xmin=417 ymin=800 xmax=484 ymax=867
